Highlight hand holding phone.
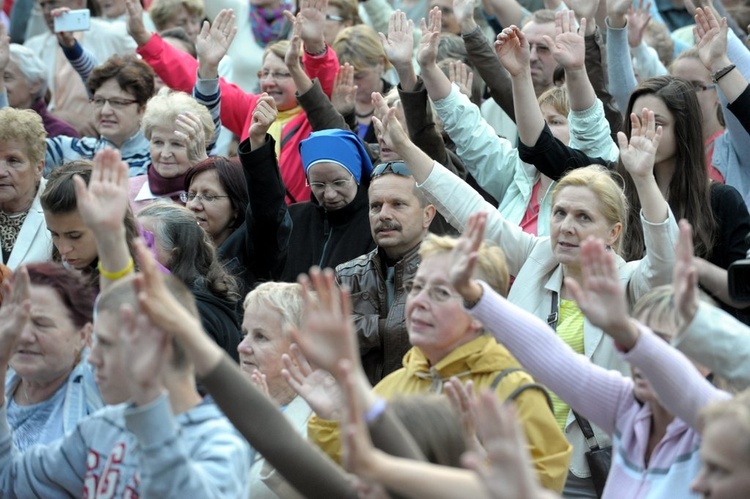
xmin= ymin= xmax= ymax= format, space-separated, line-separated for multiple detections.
xmin=54 ymin=9 xmax=91 ymax=33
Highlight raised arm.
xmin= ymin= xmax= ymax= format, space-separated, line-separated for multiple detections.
xmin=417 ymin=8 xmax=454 ymax=101
xmin=605 ymin=0 xmax=638 ymax=112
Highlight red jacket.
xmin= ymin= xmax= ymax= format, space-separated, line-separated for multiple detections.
xmin=137 ymin=34 xmax=339 ymax=204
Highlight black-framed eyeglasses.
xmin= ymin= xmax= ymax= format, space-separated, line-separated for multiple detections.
xmin=90 ymin=96 xmax=138 ymax=109
xmin=372 ymin=161 xmax=411 ymax=179
xmin=180 ymin=192 xmax=230 ymax=203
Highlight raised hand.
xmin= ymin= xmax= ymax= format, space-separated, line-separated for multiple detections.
xmin=0 ymin=267 xmax=31 ymax=367
xmin=447 ymin=211 xmax=486 ymax=299
xmin=694 ymin=7 xmax=730 ymax=72
xmin=606 ymin=0 xmax=631 ymax=28
xmin=281 ymin=343 xmax=344 ymax=420
xmin=567 ymin=0 xmax=600 ymax=28
xmin=175 ymin=112 xmax=209 ymax=164
xmin=340 ymin=359 xmax=380 ymax=479
xmin=453 ymin=0 xmax=477 ymax=33
xmin=444 ymin=378 xmax=485 ymax=457
xmin=673 ymin=220 xmax=699 ymax=329
xmin=285 ymin=0 xmax=327 ymax=53
xmin=74 ymin=148 xmax=130 ymax=234
xmin=494 ymin=26 xmax=530 ymax=77
xmin=124 ymin=0 xmax=152 ymax=46
xmin=331 ymin=63 xmax=357 ymax=116
xmin=449 ymin=60 xmax=475 ymax=99
xmin=196 ymin=9 xmax=238 ymax=79
xmin=417 ymin=7 xmax=442 ymax=69
xmin=371 ymin=92 xmax=410 ymax=155
xmin=627 ymin=0 xmax=653 ymax=48
xmin=248 ymin=94 xmax=278 ymax=148
xmin=250 ymin=370 xmax=271 ymax=399
xmin=617 ymin=107 xmax=662 ymax=179
xmin=543 ymin=10 xmax=586 ymax=71
xmin=292 ymin=267 xmax=359 ymax=376
xmin=50 ymin=7 xmax=77 ymax=48
xmin=285 ymin=17 xmax=304 ymax=72
xmin=380 ymin=10 xmax=415 ymax=70
xmin=462 ymin=393 xmax=545 ymax=499
xmin=565 ymin=237 xmax=638 ymax=347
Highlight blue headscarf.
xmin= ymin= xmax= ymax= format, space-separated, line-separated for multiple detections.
xmin=299 ymin=129 xmax=373 ymax=184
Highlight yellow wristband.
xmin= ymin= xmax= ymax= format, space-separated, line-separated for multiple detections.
xmin=97 ymin=258 xmax=134 ymax=281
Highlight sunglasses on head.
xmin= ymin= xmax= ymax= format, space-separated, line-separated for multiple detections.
xmin=371 ymin=161 xmax=411 ymax=178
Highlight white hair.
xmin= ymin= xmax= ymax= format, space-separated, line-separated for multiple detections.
xmin=9 ymin=44 xmax=47 ymax=101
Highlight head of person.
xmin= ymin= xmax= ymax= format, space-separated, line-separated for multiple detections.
xmin=38 ymin=0 xmax=86 ymax=33
xmin=549 ymin=165 xmax=627 ymax=267
xmin=670 ymin=48 xmax=724 ymax=132
xmin=332 ymin=25 xmax=392 ymax=104
xmin=692 ymin=389 xmax=750 ymax=497
xmin=90 ymin=272 xmax=196 ymax=404
xmin=521 ymin=10 xmax=557 ymax=96
xmin=390 ymin=395 xmax=466 ymax=466
xmin=259 ymin=41 xmax=299 ymax=112
xmin=325 ymin=0 xmax=361 ymax=45
xmin=87 ymin=54 xmax=155 ymax=148
xmin=9 ymin=263 xmax=96 ymax=397
xmin=4 ymin=44 xmax=47 ymax=110
xmin=184 ymin=156 xmax=248 ymax=247
xmin=538 ymin=86 xmax=570 ymax=145
xmin=137 ymin=201 xmax=239 ymax=301
xmin=300 ymin=129 xmax=373 ymax=209
xmin=405 ymin=232 xmax=509 ymax=364
xmin=368 ymin=162 xmax=436 ymax=260
xmin=149 ymin=0 xmax=205 ymax=42
xmin=41 ymin=161 xmax=140 ymax=272
xmin=141 ymin=88 xmax=215 ymax=179
xmin=99 ymin=0 xmax=127 ymax=18
xmin=429 ymin=0 xmax=461 ymax=34
xmin=622 ymin=76 xmax=715 ymax=261
xmin=0 ymin=108 xmax=46 ymax=215
xmin=238 ymin=282 xmax=303 ymax=406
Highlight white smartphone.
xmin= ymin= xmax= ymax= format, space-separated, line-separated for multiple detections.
xmin=54 ymin=9 xmax=91 ymax=33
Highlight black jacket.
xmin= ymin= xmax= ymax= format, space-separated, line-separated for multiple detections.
xmin=193 ymin=285 xmax=242 ymax=362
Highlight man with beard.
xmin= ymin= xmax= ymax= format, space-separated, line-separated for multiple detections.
xmin=335 ymin=161 xmax=436 ymax=385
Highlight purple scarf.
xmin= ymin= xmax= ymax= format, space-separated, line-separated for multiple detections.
xmin=147 ymin=165 xmax=187 ymax=203
xmin=250 ymin=1 xmax=293 ymax=47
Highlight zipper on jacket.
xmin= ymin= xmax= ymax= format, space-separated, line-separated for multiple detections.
xmin=318 ymin=218 xmax=332 ymax=267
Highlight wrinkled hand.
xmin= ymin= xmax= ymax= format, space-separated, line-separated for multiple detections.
xmin=673 ymin=220 xmax=699 ymax=329
xmin=248 ymin=94 xmax=278 ymax=141
xmin=627 ymin=0 xmax=652 ymax=48
xmin=292 ymin=268 xmax=358 ymax=376
xmin=282 ymin=343 xmax=344 ymax=419
xmin=462 ymin=393 xmax=543 ymax=499
xmin=332 ymin=63 xmax=357 ymax=116
xmin=566 ymin=237 xmax=635 ymax=345
xmin=694 ymin=7 xmax=729 ymax=72
xmin=417 ymin=7 xmax=442 ymax=69
xmin=453 ymin=0 xmax=477 ymax=32
xmin=371 ymin=92 xmax=410 ymax=155
xmin=120 ymin=302 xmax=169 ymax=406
xmin=449 ymin=60 xmax=475 ymax=99
xmin=380 ymin=10 xmax=414 ymax=69
xmin=543 ymin=11 xmax=586 ymax=71
xmin=125 ymin=0 xmax=151 ymax=46
xmin=74 ymin=148 xmax=130 ymax=234
xmin=0 ymin=267 xmax=31 ymax=366
xmin=617 ymin=107 xmax=662 ymax=179
xmin=196 ymin=9 xmax=237 ymax=74
xmin=494 ymin=26 xmax=530 ymax=77
xmin=175 ymin=112 xmax=209 ymax=165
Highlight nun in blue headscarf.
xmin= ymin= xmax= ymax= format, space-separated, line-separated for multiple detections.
xmin=280 ymin=129 xmax=376 ymax=281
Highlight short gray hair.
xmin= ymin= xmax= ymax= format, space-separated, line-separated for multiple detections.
xmin=9 ymin=44 xmax=47 ymax=101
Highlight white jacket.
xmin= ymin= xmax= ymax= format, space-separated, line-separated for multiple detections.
xmin=5 ymin=178 xmax=52 ymax=270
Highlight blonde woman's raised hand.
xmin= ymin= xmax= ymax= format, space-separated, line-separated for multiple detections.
xmin=175 ymin=111 xmax=209 ymax=164
xmin=74 ymin=148 xmax=130 ymax=234
xmin=617 ymin=107 xmax=662 ymax=180
xmin=380 ymin=10 xmax=414 ymax=70
xmin=544 ymin=10 xmax=586 ymax=71
xmin=417 ymin=7 xmax=442 ymax=69
xmin=196 ymin=9 xmax=237 ymax=79
xmin=281 ymin=343 xmax=344 ymax=419
xmin=447 ymin=211 xmax=486 ymax=299
xmin=0 ymin=267 xmax=31 ymax=366
xmin=494 ymin=26 xmax=530 ymax=77
xmin=331 ymin=63 xmax=357 ymax=116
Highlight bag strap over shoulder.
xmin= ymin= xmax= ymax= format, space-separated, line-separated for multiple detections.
xmin=490 ymin=368 xmax=554 ymax=413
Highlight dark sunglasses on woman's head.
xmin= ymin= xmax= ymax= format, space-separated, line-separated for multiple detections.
xmin=371 ymin=161 xmax=412 ymax=179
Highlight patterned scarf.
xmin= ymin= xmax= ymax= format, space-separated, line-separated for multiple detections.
xmin=250 ymin=1 xmax=293 ymax=47
xmin=0 ymin=210 xmax=28 ymax=255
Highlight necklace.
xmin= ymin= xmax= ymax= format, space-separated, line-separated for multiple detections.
xmin=355 ymin=109 xmax=374 ymax=118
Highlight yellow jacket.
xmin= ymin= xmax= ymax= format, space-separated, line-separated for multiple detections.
xmin=308 ymin=335 xmax=572 ymax=492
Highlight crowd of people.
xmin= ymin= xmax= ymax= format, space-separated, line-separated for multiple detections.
xmin=1 ymin=0 xmax=750 ymax=496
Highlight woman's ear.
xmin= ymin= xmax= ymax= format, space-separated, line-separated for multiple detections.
xmin=608 ymin=222 xmax=623 ymax=248
xmin=80 ymin=322 xmax=93 ymax=348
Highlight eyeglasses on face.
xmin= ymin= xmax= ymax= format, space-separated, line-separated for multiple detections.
xmin=180 ymin=192 xmax=230 ymax=203
xmin=307 ymin=176 xmax=354 ymax=191
xmin=403 ymin=280 xmax=461 ymax=302
xmin=257 ymin=70 xmax=293 ymax=81
xmin=90 ymin=97 xmax=138 ymax=109
xmin=371 ymin=161 xmax=411 ymax=179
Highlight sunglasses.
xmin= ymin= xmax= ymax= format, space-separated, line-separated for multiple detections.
xmin=371 ymin=161 xmax=412 ymax=178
